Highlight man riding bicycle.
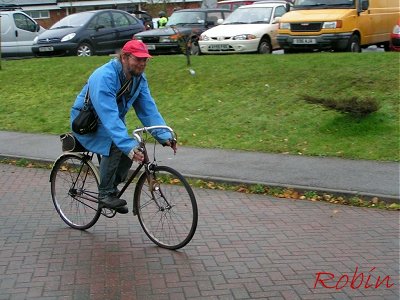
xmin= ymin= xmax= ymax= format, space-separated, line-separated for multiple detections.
xmin=70 ymin=40 xmax=176 ymax=214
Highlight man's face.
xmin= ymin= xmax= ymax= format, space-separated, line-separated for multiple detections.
xmin=124 ymin=54 xmax=149 ymax=77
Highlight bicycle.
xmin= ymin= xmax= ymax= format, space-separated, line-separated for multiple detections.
xmin=50 ymin=126 xmax=198 ymax=250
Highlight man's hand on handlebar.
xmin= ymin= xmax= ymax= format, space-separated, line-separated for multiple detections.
xmin=163 ymin=138 xmax=177 ymax=154
xmin=128 ymin=147 xmax=144 ymax=163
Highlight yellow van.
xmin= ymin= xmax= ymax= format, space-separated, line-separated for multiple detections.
xmin=277 ymin=0 xmax=400 ymax=52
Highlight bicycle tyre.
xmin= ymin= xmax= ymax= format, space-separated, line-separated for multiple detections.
xmin=134 ymin=166 xmax=198 ymax=250
xmin=50 ymin=153 xmax=101 ymax=230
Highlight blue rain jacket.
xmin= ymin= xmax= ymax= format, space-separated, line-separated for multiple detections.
xmin=70 ymin=58 xmax=171 ymax=156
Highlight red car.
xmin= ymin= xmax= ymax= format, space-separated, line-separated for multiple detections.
xmin=390 ymin=19 xmax=400 ymax=51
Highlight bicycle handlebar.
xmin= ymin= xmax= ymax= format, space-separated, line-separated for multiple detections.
xmin=132 ymin=125 xmax=175 ymax=143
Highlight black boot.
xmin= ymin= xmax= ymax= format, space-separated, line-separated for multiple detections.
xmin=99 ymin=196 xmax=127 ymax=209
xmin=114 ymin=205 xmax=129 ymax=214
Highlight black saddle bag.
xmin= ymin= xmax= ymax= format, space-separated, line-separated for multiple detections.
xmin=60 ymin=133 xmax=86 ymax=152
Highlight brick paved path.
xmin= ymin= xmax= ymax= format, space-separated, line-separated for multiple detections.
xmin=0 ymin=164 xmax=398 ymax=300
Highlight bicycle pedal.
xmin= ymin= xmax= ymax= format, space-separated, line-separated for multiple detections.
xmin=101 ymin=207 xmax=116 ymax=218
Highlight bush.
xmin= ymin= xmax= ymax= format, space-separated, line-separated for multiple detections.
xmin=302 ymin=95 xmax=380 ymax=117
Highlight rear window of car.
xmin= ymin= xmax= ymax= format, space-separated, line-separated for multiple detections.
xmin=217 ymin=0 xmax=259 ymax=11
xmin=167 ymin=11 xmax=207 ymax=25
xmin=112 ymin=11 xmax=138 ymax=27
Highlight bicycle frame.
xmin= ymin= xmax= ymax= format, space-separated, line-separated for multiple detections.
xmin=113 ymin=125 xmax=176 ymax=214
xmin=115 ymin=141 xmax=171 ymax=216
xmin=51 ymin=125 xmax=175 ymax=215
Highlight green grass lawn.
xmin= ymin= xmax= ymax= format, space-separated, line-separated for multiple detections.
xmin=0 ymin=52 xmax=398 ymax=161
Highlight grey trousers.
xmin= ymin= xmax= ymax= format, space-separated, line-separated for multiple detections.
xmin=98 ymin=143 xmax=132 ymax=199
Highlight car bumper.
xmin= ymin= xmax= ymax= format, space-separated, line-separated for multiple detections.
xmin=277 ymin=33 xmax=352 ymax=51
xmin=32 ymin=42 xmax=78 ymax=56
xmin=143 ymin=42 xmax=182 ymax=54
xmin=199 ymin=39 xmax=260 ymax=54
xmin=390 ymin=35 xmax=400 ymax=52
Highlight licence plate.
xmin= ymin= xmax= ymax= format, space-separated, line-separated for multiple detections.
xmin=208 ymin=44 xmax=229 ymax=50
xmin=39 ymin=46 xmax=54 ymax=52
xmin=293 ymin=38 xmax=316 ymax=45
xmin=146 ymin=44 xmax=155 ymax=50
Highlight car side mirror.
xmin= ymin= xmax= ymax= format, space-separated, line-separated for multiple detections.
xmin=36 ymin=23 xmax=41 ymax=32
xmin=361 ymin=0 xmax=369 ymax=10
xmin=272 ymin=17 xmax=281 ymax=24
xmin=95 ymin=25 xmax=105 ymax=31
xmin=217 ymin=18 xmax=224 ymax=25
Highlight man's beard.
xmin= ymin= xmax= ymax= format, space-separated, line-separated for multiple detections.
xmin=128 ymin=68 xmax=143 ymax=77
xmin=129 ymin=69 xmax=143 ymax=77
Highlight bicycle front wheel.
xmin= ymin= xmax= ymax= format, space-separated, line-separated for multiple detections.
xmin=134 ymin=166 xmax=198 ymax=250
xmin=50 ymin=154 xmax=101 ymax=230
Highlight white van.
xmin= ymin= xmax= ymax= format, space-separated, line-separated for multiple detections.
xmin=1 ymin=10 xmax=45 ymax=57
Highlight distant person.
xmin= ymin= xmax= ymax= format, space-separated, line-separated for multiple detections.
xmin=157 ymin=11 xmax=168 ymax=28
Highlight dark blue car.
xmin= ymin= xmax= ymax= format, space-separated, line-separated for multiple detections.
xmin=32 ymin=9 xmax=145 ymax=57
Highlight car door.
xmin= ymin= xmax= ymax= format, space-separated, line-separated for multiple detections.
xmin=1 ymin=13 xmax=15 ymax=55
xmin=353 ymin=0 xmax=369 ymax=44
xmin=271 ymin=5 xmax=287 ymax=48
xmin=87 ymin=11 xmax=117 ymax=53
xmin=5 ymin=12 xmax=41 ymax=55
xmin=111 ymin=11 xmax=142 ymax=48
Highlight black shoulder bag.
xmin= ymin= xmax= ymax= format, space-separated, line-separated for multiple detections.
xmin=72 ymin=77 xmax=141 ymax=135
xmin=71 ymin=89 xmax=98 ymax=135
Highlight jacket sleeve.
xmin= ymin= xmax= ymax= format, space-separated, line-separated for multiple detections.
xmin=88 ymin=70 xmax=138 ymax=155
xmin=132 ymin=76 xmax=172 ymax=143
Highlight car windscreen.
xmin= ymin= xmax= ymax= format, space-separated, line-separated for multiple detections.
xmin=50 ymin=12 xmax=94 ymax=29
xmin=166 ymin=11 xmax=206 ymax=26
xmin=223 ymin=7 xmax=272 ymax=24
xmin=294 ymin=0 xmax=355 ymax=9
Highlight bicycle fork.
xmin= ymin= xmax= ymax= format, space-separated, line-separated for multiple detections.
xmin=144 ymin=166 xmax=173 ymax=213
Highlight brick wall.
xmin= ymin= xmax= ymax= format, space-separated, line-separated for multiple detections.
xmin=34 ymin=2 xmax=201 ymax=29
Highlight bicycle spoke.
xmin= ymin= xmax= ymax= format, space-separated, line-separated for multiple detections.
xmin=135 ymin=166 xmax=198 ymax=249
xmin=51 ymin=155 xmax=101 ymax=230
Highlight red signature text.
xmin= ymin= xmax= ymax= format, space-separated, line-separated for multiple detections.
xmin=314 ymin=266 xmax=395 ymax=290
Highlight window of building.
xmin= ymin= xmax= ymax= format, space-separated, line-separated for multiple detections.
xmin=26 ymin=10 xmax=50 ymax=20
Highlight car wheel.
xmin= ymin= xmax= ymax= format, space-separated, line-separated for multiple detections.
xmin=76 ymin=43 xmax=93 ymax=56
xmin=346 ymin=35 xmax=361 ymax=52
xmin=283 ymin=48 xmax=298 ymax=54
xmin=190 ymin=41 xmax=200 ymax=56
xmin=383 ymin=42 xmax=391 ymax=52
xmin=258 ymin=38 xmax=272 ymax=54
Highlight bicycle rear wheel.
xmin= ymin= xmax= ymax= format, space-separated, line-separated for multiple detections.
xmin=134 ymin=166 xmax=198 ymax=250
xmin=50 ymin=154 xmax=101 ymax=230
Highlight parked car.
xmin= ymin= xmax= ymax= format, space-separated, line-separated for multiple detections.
xmin=32 ymin=9 xmax=145 ymax=57
xmin=216 ymin=0 xmax=293 ymax=11
xmin=133 ymin=8 xmax=231 ymax=55
xmin=199 ymin=2 xmax=289 ymax=54
xmin=217 ymin=0 xmax=263 ymax=11
xmin=390 ymin=19 xmax=400 ymax=52
xmin=1 ymin=9 xmax=45 ymax=57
